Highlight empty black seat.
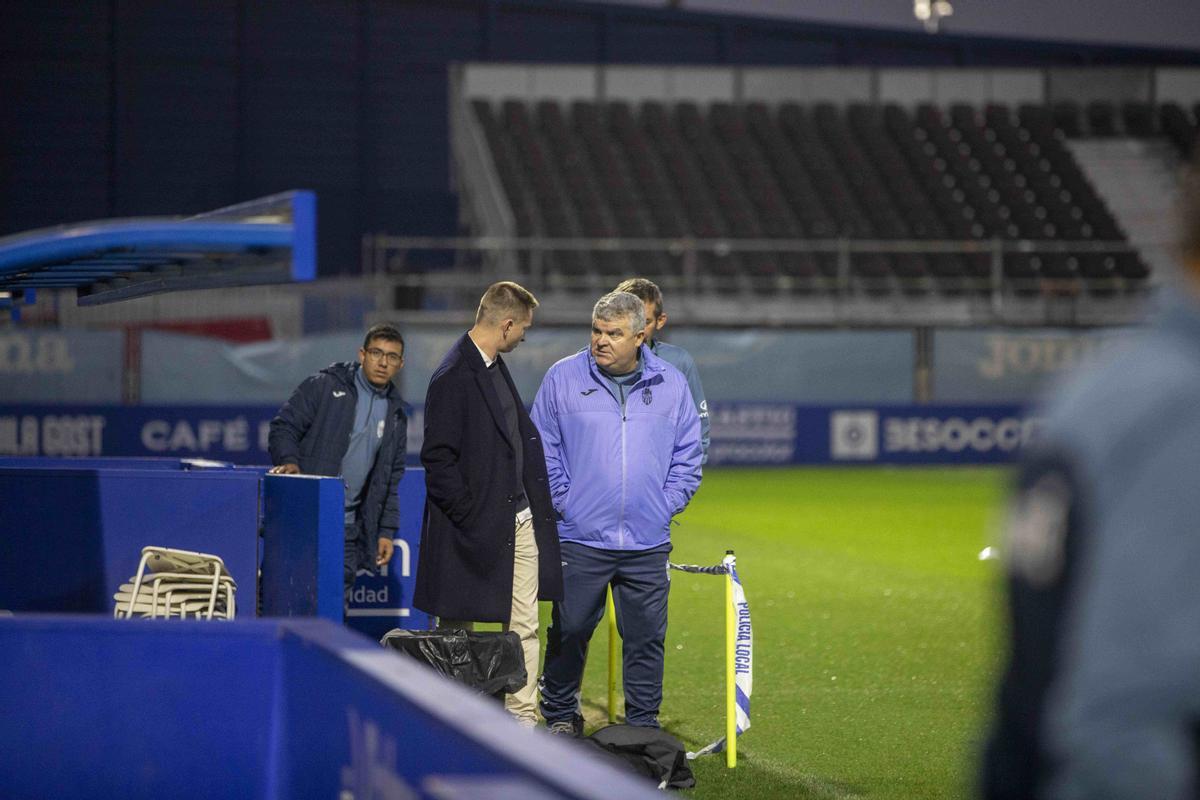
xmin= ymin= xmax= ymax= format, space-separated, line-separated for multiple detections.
xmin=1086 ymin=101 xmax=1118 ymax=137
xmin=1052 ymin=102 xmax=1083 ymax=137
xmin=1160 ymin=103 xmax=1197 ymax=158
xmin=1114 ymin=252 xmax=1149 ymax=280
xmin=1121 ymin=102 xmax=1156 ymax=137
xmin=473 ymin=99 xmax=1147 ymax=299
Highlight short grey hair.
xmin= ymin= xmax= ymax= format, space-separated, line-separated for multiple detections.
xmin=592 ymin=291 xmax=645 ymax=335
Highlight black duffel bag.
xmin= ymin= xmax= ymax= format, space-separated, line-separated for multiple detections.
xmin=581 ymin=724 xmax=696 ymax=790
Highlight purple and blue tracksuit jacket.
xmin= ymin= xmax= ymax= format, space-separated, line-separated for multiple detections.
xmin=531 ymin=345 xmax=703 ymax=550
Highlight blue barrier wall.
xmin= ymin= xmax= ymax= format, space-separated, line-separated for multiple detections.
xmin=0 ymin=464 xmax=261 ymax=613
xmin=259 ymin=468 xmax=434 ymax=632
xmin=0 ymin=616 xmax=661 ymax=799
xmin=261 ymin=473 xmax=345 ymax=623
xmin=0 ymin=456 xmax=433 ymax=630
xmin=0 ymin=619 xmax=278 ymax=798
xmin=345 ymin=468 xmax=434 ymax=638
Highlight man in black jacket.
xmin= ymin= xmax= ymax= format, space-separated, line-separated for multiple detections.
xmin=268 ymin=323 xmax=408 ymax=607
xmin=414 ymin=281 xmax=563 ymax=728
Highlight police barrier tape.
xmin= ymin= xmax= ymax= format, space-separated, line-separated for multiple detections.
xmin=669 ymin=555 xmax=753 ymax=764
xmin=0 ymin=402 xmax=1037 ymax=465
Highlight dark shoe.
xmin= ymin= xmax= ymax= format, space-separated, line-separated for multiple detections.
xmin=547 ymin=720 xmax=578 ymax=736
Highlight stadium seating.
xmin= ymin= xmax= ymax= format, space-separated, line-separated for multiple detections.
xmin=473 ymin=100 xmax=1172 ymax=296
xmin=1159 ymin=102 xmax=1199 ymax=157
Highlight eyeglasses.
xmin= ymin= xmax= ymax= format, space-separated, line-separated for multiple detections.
xmin=365 ymin=347 xmax=403 ymax=366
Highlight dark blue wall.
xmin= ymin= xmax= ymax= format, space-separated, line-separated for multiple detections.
xmin=2 ymin=1 xmax=1197 ymax=274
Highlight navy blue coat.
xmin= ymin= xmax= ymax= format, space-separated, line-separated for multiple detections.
xmin=268 ymin=361 xmax=408 ymax=575
xmin=414 ymin=334 xmax=562 ymax=623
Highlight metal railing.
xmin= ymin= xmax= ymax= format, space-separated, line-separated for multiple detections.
xmin=363 ymin=234 xmax=1159 ymax=327
xmin=448 ymin=68 xmax=517 ymax=278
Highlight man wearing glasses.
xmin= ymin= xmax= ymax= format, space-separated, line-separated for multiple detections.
xmin=268 ymin=323 xmax=408 ymax=607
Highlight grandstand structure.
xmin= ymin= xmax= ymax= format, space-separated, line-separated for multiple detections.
xmin=5 ymin=3 xmax=1200 ymax=334
xmin=0 ymin=191 xmax=315 ymax=310
xmin=365 ymin=64 xmax=1200 ymax=328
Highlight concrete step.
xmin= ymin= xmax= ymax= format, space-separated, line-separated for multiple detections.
xmin=1068 ymin=137 xmax=1183 ymax=280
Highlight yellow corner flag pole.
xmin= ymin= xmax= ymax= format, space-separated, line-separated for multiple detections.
xmin=725 ymin=549 xmax=737 ymax=768
xmin=607 ymin=585 xmax=619 ymax=723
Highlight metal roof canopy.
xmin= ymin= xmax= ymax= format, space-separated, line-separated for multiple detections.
xmin=0 ymin=190 xmax=316 ymax=307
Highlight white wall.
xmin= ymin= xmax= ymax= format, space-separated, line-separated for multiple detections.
xmin=462 ymin=63 xmax=1200 ymax=109
xmin=877 ymin=68 xmax=1043 ymax=106
xmin=461 ymin=64 xmax=600 ymax=103
xmin=567 ymin=0 xmax=1200 ymax=53
xmin=1046 ymin=68 xmax=1154 ymax=104
xmin=1157 ymin=68 xmax=1200 ymax=106
xmin=742 ymin=68 xmax=872 ymax=103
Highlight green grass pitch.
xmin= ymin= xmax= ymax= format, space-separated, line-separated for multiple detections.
xmin=553 ymin=466 xmax=1012 ymax=799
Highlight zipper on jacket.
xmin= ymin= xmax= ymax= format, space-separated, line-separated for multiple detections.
xmin=619 ymin=398 xmax=627 ymax=549
xmin=596 ymin=364 xmax=640 ymax=549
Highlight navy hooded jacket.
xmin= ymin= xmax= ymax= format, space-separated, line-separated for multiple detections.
xmin=268 ymin=361 xmax=408 ymax=574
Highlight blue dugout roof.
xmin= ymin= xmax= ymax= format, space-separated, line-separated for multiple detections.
xmin=0 ymin=190 xmax=315 ymax=308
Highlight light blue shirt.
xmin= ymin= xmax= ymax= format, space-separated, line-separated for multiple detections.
xmin=651 ymin=339 xmax=710 ymax=464
xmin=342 ymin=366 xmax=390 ymax=520
xmin=598 ymin=357 xmax=643 ymax=413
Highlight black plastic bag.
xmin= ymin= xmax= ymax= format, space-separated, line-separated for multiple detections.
xmin=380 ymin=628 xmax=527 ymax=700
xmin=581 ymin=724 xmax=696 ymax=790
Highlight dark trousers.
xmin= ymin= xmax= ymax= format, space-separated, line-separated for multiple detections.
xmin=540 ymin=541 xmax=671 ymax=728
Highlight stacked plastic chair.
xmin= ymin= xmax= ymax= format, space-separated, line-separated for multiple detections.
xmin=113 ymin=546 xmax=236 ymax=620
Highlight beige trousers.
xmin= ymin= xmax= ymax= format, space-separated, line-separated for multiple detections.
xmin=438 ymin=512 xmax=540 ymax=726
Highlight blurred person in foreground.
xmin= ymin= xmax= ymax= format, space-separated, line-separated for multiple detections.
xmin=532 ymin=291 xmax=702 ymax=735
xmin=413 ymin=281 xmax=562 ymax=728
xmin=268 ymin=323 xmax=407 ymax=607
xmin=614 ymin=278 xmax=710 ymax=464
xmin=982 ymin=150 xmax=1200 ymax=799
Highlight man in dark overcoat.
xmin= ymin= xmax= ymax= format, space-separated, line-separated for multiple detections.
xmin=414 ymin=281 xmax=563 ymax=727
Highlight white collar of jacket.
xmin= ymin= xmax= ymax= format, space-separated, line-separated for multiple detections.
xmin=469 ymin=335 xmax=496 ymax=369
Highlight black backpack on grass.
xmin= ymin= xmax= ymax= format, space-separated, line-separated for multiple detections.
xmin=581 ymin=724 xmax=696 ymax=790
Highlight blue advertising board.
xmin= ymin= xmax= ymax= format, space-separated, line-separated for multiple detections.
xmin=708 ymin=402 xmax=1041 ymax=465
xmin=0 ymin=404 xmax=279 ymax=461
xmin=345 ymin=470 xmax=434 ymax=639
xmin=819 ymin=404 xmax=1039 ymax=464
xmin=1 ymin=402 xmax=1038 ymax=467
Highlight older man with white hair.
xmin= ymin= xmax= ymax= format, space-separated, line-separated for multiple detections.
xmin=531 ymin=290 xmax=703 ymax=735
